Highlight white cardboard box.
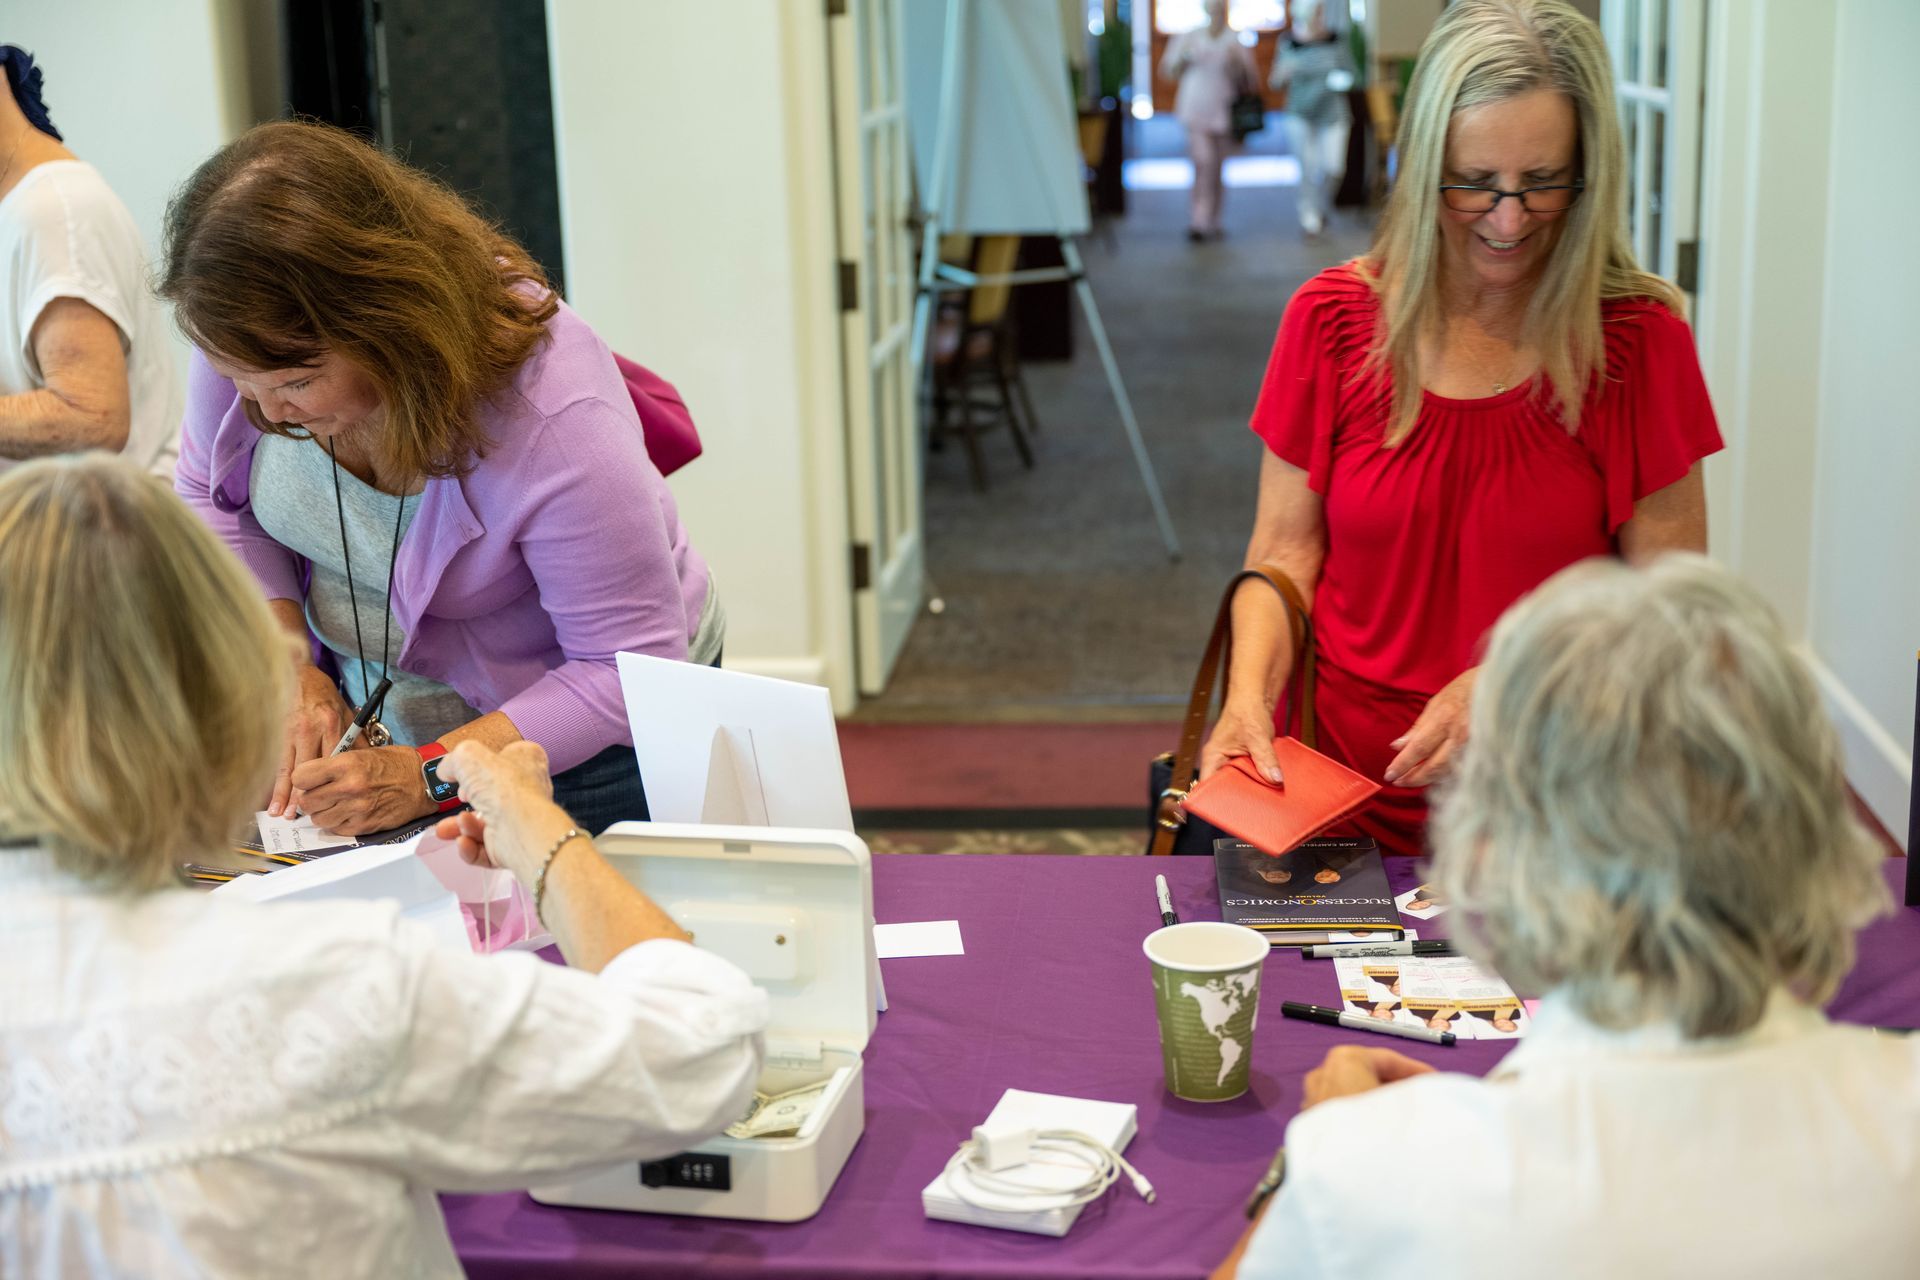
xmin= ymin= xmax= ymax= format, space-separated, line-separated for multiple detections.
xmin=529 ymin=821 xmax=876 ymax=1223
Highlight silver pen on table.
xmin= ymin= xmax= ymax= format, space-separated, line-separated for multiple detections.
xmin=1303 ymin=939 xmax=1456 ymax=959
xmin=1155 ymin=873 xmax=1178 ymax=927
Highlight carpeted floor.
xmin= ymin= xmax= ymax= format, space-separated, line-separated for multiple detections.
xmin=839 ymin=720 xmax=1171 ymax=812
xmin=863 ymin=828 xmax=1142 ymax=856
xmin=841 ymin=720 xmax=1158 ymax=854
xmin=862 ymin=115 xmax=1376 ymax=719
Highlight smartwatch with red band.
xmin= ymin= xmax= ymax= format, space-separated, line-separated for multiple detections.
xmin=415 ymin=742 xmax=462 ymax=812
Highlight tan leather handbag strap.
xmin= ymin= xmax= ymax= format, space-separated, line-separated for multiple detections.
xmin=1150 ymin=565 xmax=1315 ymax=856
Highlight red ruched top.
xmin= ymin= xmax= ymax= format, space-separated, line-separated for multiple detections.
xmin=1249 ymin=262 xmax=1723 ymax=855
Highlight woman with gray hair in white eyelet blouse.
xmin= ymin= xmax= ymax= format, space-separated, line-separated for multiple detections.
xmin=0 ymin=455 xmax=768 ymax=1278
xmin=1218 ymin=553 xmax=1915 ymax=1280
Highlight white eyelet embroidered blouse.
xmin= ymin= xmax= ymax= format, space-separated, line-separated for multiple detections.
xmin=0 ymin=853 xmax=769 ymax=1278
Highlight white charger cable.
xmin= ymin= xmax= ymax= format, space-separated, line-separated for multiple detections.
xmin=942 ymin=1125 xmax=1156 ymax=1211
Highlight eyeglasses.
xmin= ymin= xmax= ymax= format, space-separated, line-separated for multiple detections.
xmin=1437 ymin=180 xmax=1586 ymax=214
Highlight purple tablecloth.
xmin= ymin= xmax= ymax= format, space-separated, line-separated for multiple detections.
xmin=442 ymin=855 xmax=1920 ymax=1279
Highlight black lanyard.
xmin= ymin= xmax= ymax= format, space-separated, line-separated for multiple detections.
xmin=326 ymin=438 xmax=406 ymax=724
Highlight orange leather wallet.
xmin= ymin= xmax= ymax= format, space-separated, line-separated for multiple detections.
xmin=1180 ymin=736 xmax=1382 ymax=856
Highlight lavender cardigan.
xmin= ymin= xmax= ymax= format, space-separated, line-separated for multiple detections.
xmin=174 ymin=300 xmax=711 ymax=773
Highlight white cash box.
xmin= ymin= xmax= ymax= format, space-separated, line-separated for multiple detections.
xmin=529 ymin=821 xmax=877 ymax=1223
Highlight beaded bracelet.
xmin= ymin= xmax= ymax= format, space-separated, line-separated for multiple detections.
xmin=532 ymin=826 xmax=585 ymax=926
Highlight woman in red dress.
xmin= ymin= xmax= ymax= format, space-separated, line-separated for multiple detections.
xmin=1200 ymin=0 xmax=1721 ymax=857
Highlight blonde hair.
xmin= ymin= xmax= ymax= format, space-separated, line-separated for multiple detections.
xmin=1364 ymin=0 xmax=1683 ymax=443
xmin=1433 ymin=555 xmax=1890 ymax=1039
xmin=0 ymin=456 xmax=289 ymax=888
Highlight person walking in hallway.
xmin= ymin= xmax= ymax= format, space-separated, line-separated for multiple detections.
xmin=1270 ymin=0 xmax=1357 ymax=237
xmin=1161 ymin=0 xmax=1261 ymax=242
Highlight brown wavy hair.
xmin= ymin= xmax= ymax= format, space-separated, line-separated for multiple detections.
xmin=158 ymin=120 xmax=558 ymax=479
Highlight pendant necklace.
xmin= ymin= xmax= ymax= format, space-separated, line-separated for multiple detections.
xmin=328 ymin=438 xmax=408 ymax=746
xmin=1467 ymin=339 xmax=1521 ymax=394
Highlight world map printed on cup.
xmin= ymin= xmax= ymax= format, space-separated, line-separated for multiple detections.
xmin=1144 ymin=922 xmax=1268 ymax=1102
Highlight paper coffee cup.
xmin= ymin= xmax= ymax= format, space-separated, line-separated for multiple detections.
xmin=1143 ymin=922 xmax=1269 ymax=1102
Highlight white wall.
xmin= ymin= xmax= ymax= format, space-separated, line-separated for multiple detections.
xmin=1697 ymin=0 xmax=1917 ymax=847
xmin=546 ymin=1 xmax=856 ymax=709
xmin=1695 ymin=0 xmax=1836 ymax=642
xmin=1806 ymin=0 xmax=1920 ymax=847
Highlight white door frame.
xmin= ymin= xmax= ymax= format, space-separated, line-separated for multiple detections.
xmin=828 ymin=0 xmax=926 ymax=697
xmin=1603 ymin=0 xmax=1706 ymax=293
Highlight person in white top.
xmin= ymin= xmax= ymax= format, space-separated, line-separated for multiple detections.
xmin=1219 ymin=554 xmax=1911 ymax=1280
xmin=0 ymin=454 xmax=769 ymax=1278
xmin=1159 ymin=0 xmax=1260 ymax=241
xmin=0 ymin=47 xmax=176 ymax=471
xmin=1268 ymin=0 xmax=1356 ymax=237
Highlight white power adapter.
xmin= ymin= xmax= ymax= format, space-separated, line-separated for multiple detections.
xmin=923 ymin=1090 xmax=1145 ymax=1237
xmin=970 ymin=1124 xmax=1033 ymax=1173
xmin=946 ymin=1125 xmax=1155 ymax=1211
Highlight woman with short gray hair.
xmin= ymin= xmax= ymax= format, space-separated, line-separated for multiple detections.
xmin=1220 ymin=555 xmax=1909 ymax=1279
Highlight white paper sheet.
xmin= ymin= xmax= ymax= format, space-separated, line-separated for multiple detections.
xmin=616 ymin=653 xmax=852 ymax=830
xmin=254 ymin=810 xmax=357 ymax=856
xmin=874 ymin=920 xmax=964 ymax=959
xmin=213 ymin=837 xmax=424 ymax=901
xmin=212 ymin=836 xmax=471 ymax=955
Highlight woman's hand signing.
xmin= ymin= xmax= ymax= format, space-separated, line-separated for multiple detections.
xmin=1384 ymin=667 xmax=1477 ymax=787
xmin=269 ymin=663 xmax=356 ymax=817
xmin=291 ymin=745 xmax=434 ymax=834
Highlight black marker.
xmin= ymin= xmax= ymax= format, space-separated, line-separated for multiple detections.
xmin=1303 ymin=939 xmax=1457 ymax=959
xmin=1282 ymin=1000 xmax=1456 ymax=1046
xmin=327 ymin=676 xmax=395 ymax=757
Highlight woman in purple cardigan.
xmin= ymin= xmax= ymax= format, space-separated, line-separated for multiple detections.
xmin=163 ymin=122 xmax=722 ymax=837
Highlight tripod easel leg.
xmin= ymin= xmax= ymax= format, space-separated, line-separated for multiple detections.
xmin=1062 ymin=238 xmax=1181 ymax=561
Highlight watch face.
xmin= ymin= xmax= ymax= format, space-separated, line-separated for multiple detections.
xmin=421 ymin=756 xmax=459 ymax=804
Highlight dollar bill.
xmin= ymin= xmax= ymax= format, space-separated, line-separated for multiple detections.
xmin=725 ymin=1080 xmax=830 ymax=1140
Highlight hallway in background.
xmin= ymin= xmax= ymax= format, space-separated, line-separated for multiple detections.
xmin=846 ymin=110 xmax=1377 ymax=851
xmin=861 ymin=112 xmax=1374 ymax=721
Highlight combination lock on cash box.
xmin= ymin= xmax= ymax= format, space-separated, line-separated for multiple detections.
xmin=639 ymin=1152 xmax=732 ymax=1192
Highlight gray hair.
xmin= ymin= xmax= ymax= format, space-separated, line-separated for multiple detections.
xmin=1433 ymin=555 xmax=1889 ymax=1039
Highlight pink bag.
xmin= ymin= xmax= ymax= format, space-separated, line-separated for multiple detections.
xmin=613 ymin=352 xmax=703 ymax=477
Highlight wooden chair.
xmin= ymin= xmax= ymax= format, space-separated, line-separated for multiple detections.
xmin=1077 ymin=111 xmax=1119 ymax=252
xmin=928 ymin=234 xmax=1039 ymax=491
xmin=1364 ymin=81 xmax=1400 ymax=196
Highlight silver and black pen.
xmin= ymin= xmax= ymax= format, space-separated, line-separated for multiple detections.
xmin=1154 ymin=873 xmax=1178 ymax=927
xmin=327 ymin=675 xmax=394 ymax=757
xmin=1303 ymin=938 xmax=1456 ymax=960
